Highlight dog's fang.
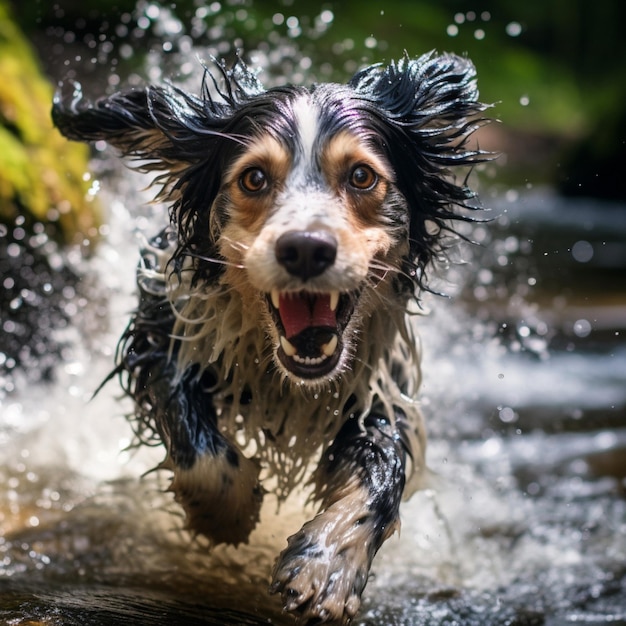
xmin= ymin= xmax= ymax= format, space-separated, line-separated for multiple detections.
xmin=329 ymin=290 xmax=339 ymax=312
xmin=271 ymin=288 xmax=281 ymax=310
xmin=321 ymin=334 xmax=338 ymax=357
xmin=280 ymin=335 xmax=298 ymax=357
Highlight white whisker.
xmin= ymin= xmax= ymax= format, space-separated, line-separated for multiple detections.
xmin=222 ymin=236 xmax=250 ymax=252
xmin=186 ymin=251 xmax=245 ymax=269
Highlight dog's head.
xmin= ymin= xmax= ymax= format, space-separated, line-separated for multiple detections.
xmin=53 ymin=53 xmax=489 ymax=383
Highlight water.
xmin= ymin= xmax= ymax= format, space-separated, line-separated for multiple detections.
xmin=2 ymin=183 xmax=624 ymax=626
xmin=2 ymin=3 xmax=626 ymax=624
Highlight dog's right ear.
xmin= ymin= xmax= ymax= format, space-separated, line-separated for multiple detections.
xmin=52 ymin=81 xmax=216 ymax=170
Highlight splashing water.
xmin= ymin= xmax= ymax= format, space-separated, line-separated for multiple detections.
xmin=1 ymin=3 xmax=625 ymax=624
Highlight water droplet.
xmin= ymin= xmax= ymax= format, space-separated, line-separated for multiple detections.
xmin=571 ymin=240 xmax=593 ymax=263
xmin=478 ymin=269 xmax=493 ymax=285
xmin=527 ymin=482 xmax=540 ymax=496
xmin=504 ymin=236 xmax=519 ymax=253
xmin=573 ymin=319 xmax=592 ymax=338
xmin=319 ymin=9 xmax=333 ymax=24
xmin=473 ymin=285 xmax=488 ymax=301
xmin=505 ymin=188 xmax=519 ymax=203
xmin=7 ymin=243 xmax=21 ymax=258
xmin=499 ymin=406 xmax=517 ymax=423
xmin=365 ymin=36 xmax=377 ymax=49
xmin=145 ymin=4 xmax=160 ymax=20
xmin=506 ymin=22 xmax=523 ymax=37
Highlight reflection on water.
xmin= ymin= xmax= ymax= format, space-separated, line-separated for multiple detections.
xmin=2 ymin=3 xmax=626 ymax=624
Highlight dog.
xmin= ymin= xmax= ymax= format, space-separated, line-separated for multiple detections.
xmin=53 ymin=51 xmax=489 ymax=624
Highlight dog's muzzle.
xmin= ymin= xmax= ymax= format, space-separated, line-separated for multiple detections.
xmin=267 ymin=230 xmax=357 ymax=379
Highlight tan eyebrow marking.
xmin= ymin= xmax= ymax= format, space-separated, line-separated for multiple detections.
xmin=224 ymin=135 xmax=292 ymax=232
xmin=321 ymin=131 xmax=393 ymax=226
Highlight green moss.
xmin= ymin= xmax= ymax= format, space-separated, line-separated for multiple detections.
xmin=0 ymin=0 xmax=100 ymax=244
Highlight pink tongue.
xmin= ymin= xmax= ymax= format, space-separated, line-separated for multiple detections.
xmin=279 ymin=293 xmax=336 ymax=339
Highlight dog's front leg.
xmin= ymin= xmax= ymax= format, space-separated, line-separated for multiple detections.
xmin=120 ymin=237 xmax=263 ymax=546
xmin=271 ymin=409 xmax=410 ymax=624
xmin=130 ymin=346 xmax=265 ymax=546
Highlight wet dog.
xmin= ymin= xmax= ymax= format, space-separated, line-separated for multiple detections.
xmin=53 ymin=52 xmax=488 ymax=624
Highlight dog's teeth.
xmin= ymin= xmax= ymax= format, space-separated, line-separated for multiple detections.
xmin=280 ymin=336 xmax=297 ymax=357
xmin=329 ymin=290 xmax=339 ymax=312
xmin=271 ymin=289 xmax=281 ymax=310
xmin=294 ymin=354 xmax=325 ymax=365
xmin=321 ymin=334 xmax=338 ymax=357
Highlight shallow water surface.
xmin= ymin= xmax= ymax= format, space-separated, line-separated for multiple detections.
xmin=1 ymin=182 xmax=625 ymax=625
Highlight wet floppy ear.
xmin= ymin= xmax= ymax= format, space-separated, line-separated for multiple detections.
xmin=349 ymin=51 xmax=487 ymax=139
xmin=350 ymin=53 xmax=493 ymax=289
xmin=52 ymin=81 xmax=211 ymax=169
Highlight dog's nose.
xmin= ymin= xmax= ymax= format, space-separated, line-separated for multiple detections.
xmin=275 ymin=230 xmax=338 ymax=281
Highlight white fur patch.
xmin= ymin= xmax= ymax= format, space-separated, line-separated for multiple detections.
xmin=291 ymin=94 xmax=319 ymax=178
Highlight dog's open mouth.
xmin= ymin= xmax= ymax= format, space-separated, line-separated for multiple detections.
xmin=267 ymin=289 xmax=356 ymax=378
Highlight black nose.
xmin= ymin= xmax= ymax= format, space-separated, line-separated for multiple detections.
xmin=275 ymin=230 xmax=338 ymax=281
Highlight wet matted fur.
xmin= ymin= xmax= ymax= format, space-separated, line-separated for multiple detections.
xmin=53 ymin=52 xmax=490 ymax=624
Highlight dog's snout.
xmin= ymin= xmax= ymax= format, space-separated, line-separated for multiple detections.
xmin=275 ymin=230 xmax=338 ymax=281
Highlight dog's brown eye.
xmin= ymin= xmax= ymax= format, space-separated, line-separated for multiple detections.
xmin=349 ymin=165 xmax=378 ymax=190
xmin=240 ymin=168 xmax=268 ymax=193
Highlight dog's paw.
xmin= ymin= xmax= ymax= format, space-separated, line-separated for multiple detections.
xmin=270 ymin=517 xmax=370 ymax=624
xmin=169 ymin=450 xmax=263 ymax=545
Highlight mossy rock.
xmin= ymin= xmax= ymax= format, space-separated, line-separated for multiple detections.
xmin=0 ymin=0 xmax=100 ymax=244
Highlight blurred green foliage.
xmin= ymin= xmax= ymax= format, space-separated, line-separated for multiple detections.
xmin=0 ymin=0 xmax=100 ymax=243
